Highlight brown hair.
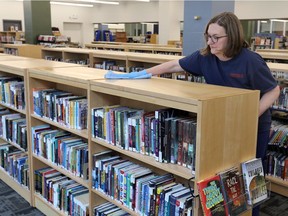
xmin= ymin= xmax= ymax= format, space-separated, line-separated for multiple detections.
xmin=200 ymin=12 xmax=249 ymax=57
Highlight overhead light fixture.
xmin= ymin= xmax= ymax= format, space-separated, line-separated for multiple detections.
xmin=78 ymin=0 xmax=119 ymax=5
xmin=260 ymin=21 xmax=268 ymax=23
xmin=270 ymin=19 xmax=288 ymax=23
xmin=135 ymin=0 xmax=150 ymax=2
xmin=50 ymin=1 xmax=94 ymax=7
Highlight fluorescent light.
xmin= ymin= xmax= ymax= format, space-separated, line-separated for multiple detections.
xmin=50 ymin=1 xmax=94 ymax=7
xmin=78 ymin=0 xmax=119 ymax=5
xmin=260 ymin=21 xmax=268 ymax=23
xmin=135 ymin=0 xmax=150 ymax=2
xmin=270 ymin=19 xmax=288 ymax=23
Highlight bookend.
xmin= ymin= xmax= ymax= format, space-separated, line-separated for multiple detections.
xmin=187 ymin=176 xmax=199 ymax=198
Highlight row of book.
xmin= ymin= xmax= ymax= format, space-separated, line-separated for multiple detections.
xmin=94 ymin=61 xmax=126 ymax=72
xmin=92 ymin=150 xmax=193 ymax=216
xmin=44 ymin=56 xmax=63 ymax=62
xmin=65 ymin=59 xmax=90 ymax=66
xmin=93 ymin=202 xmax=129 ymax=216
xmin=0 ymin=143 xmax=29 ymax=188
xmin=269 ymin=121 xmax=288 ymax=149
xmin=266 ymin=150 xmax=288 ymax=180
xmin=34 ymin=167 xmax=89 ymax=216
xmin=0 ymin=76 xmax=25 ymax=110
xmin=197 ymin=158 xmax=267 ymax=216
xmin=33 ymin=88 xmax=88 ymax=130
xmin=32 ymin=124 xmax=89 ymax=180
xmin=0 ymin=108 xmax=27 ymax=150
xmin=91 ymin=106 xmax=196 ymax=170
xmin=271 ymin=70 xmax=288 ymax=80
xmin=0 ymin=36 xmax=16 ymax=43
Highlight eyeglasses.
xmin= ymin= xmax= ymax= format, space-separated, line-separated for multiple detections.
xmin=204 ymin=33 xmax=227 ymax=43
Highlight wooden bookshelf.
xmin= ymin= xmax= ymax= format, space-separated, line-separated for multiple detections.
xmin=90 ymin=50 xmax=127 ymax=71
xmin=85 ymin=43 xmax=182 ymax=55
xmin=62 ymin=48 xmax=91 ymax=66
xmin=0 ymin=31 xmax=25 ymax=44
xmin=89 ymin=77 xmax=259 ymax=216
xmin=0 ymin=54 xmax=261 ymax=215
xmin=3 ymin=44 xmax=43 ymax=59
xmin=256 ymin=49 xmax=288 ymax=62
xmin=26 ymin=67 xmax=106 ymax=214
xmin=265 ymin=62 xmax=288 ymax=197
xmin=0 ymin=59 xmax=91 ymax=209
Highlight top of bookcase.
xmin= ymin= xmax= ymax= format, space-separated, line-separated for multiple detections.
xmin=267 ymin=62 xmax=288 ymax=72
xmin=0 ymin=54 xmax=31 ymax=61
xmin=90 ymin=77 xmax=259 ymax=112
xmin=29 ymin=67 xmax=107 ymax=89
xmin=0 ymin=59 xmax=83 ymax=76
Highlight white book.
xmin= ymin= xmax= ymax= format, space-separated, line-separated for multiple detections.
xmin=241 ymin=158 xmax=268 ymax=205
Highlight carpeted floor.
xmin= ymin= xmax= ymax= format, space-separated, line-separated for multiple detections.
xmin=0 ymin=178 xmax=287 ymax=216
xmin=0 ymin=179 xmax=45 ymax=216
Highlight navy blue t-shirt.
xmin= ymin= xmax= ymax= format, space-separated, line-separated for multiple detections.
xmin=179 ymin=48 xmax=277 ymax=132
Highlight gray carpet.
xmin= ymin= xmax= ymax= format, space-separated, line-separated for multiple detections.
xmin=0 ymin=179 xmax=45 ymax=216
xmin=260 ymin=191 xmax=288 ymax=216
xmin=0 ymin=178 xmax=288 ymax=216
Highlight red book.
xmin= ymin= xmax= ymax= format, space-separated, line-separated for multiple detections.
xmin=197 ymin=174 xmax=229 ymax=216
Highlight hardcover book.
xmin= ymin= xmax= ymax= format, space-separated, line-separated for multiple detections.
xmin=219 ymin=167 xmax=247 ymax=216
xmin=241 ymin=158 xmax=268 ymax=205
xmin=197 ymin=174 xmax=229 ymax=216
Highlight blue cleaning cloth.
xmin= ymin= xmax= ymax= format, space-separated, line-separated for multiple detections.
xmin=104 ymin=70 xmax=152 ymax=79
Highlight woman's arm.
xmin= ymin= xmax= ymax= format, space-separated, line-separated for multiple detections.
xmin=146 ymin=59 xmax=184 ymax=76
xmin=259 ymin=85 xmax=280 ymax=117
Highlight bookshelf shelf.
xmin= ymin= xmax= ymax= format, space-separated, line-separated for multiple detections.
xmin=34 ymin=194 xmax=67 ymax=216
xmin=0 ymin=101 xmax=26 ymax=114
xmin=91 ymin=188 xmax=138 ymax=216
xmin=265 ymin=176 xmax=288 ymax=197
xmin=1 ymin=137 xmax=26 ymax=152
xmin=31 ymin=114 xmax=88 ymax=139
xmin=91 ymin=137 xmax=193 ymax=180
xmin=32 ymin=154 xmax=89 ymax=188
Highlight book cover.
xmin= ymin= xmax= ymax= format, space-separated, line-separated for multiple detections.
xmin=219 ymin=167 xmax=247 ymax=216
xmin=241 ymin=158 xmax=268 ymax=205
xmin=197 ymin=174 xmax=228 ymax=216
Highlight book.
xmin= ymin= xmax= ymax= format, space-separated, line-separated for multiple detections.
xmin=241 ymin=158 xmax=268 ymax=205
xmin=219 ymin=167 xmax=247 ymax=216
xmin=197 ymin=174 xmax=228 ymax=216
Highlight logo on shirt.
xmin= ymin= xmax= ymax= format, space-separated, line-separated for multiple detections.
xmin=230 ymin=73 xmax=244 ymax=78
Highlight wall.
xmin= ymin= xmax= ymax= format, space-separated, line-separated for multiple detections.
xmin=0 ymin=1 xmax=24 ymax=31
xmin=2 ymin=1 xmax=288 ymax=46
xmin=50 ymin=4 xmax=95 ymax=46
xmin=235 ymin=1 xmax=288 ymax=20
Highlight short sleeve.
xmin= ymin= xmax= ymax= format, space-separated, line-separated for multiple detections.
xmin=179 ymin=51 xmax=203 ymax=76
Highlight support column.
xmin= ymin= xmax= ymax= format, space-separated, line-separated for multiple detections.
xmin=158 ymin=1 xmax=181 ymax=45
xmin=182 ymin=0 xmax=235 ymax=56
xmin=24 ymin=0 xmax=52 ymax=44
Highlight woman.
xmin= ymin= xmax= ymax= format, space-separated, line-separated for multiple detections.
xmin=144 ymin=12 xmax=279 ymax=216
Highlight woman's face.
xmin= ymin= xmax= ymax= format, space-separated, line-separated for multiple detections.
xmin=206 ymin=23 xmax=228 ymax=60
